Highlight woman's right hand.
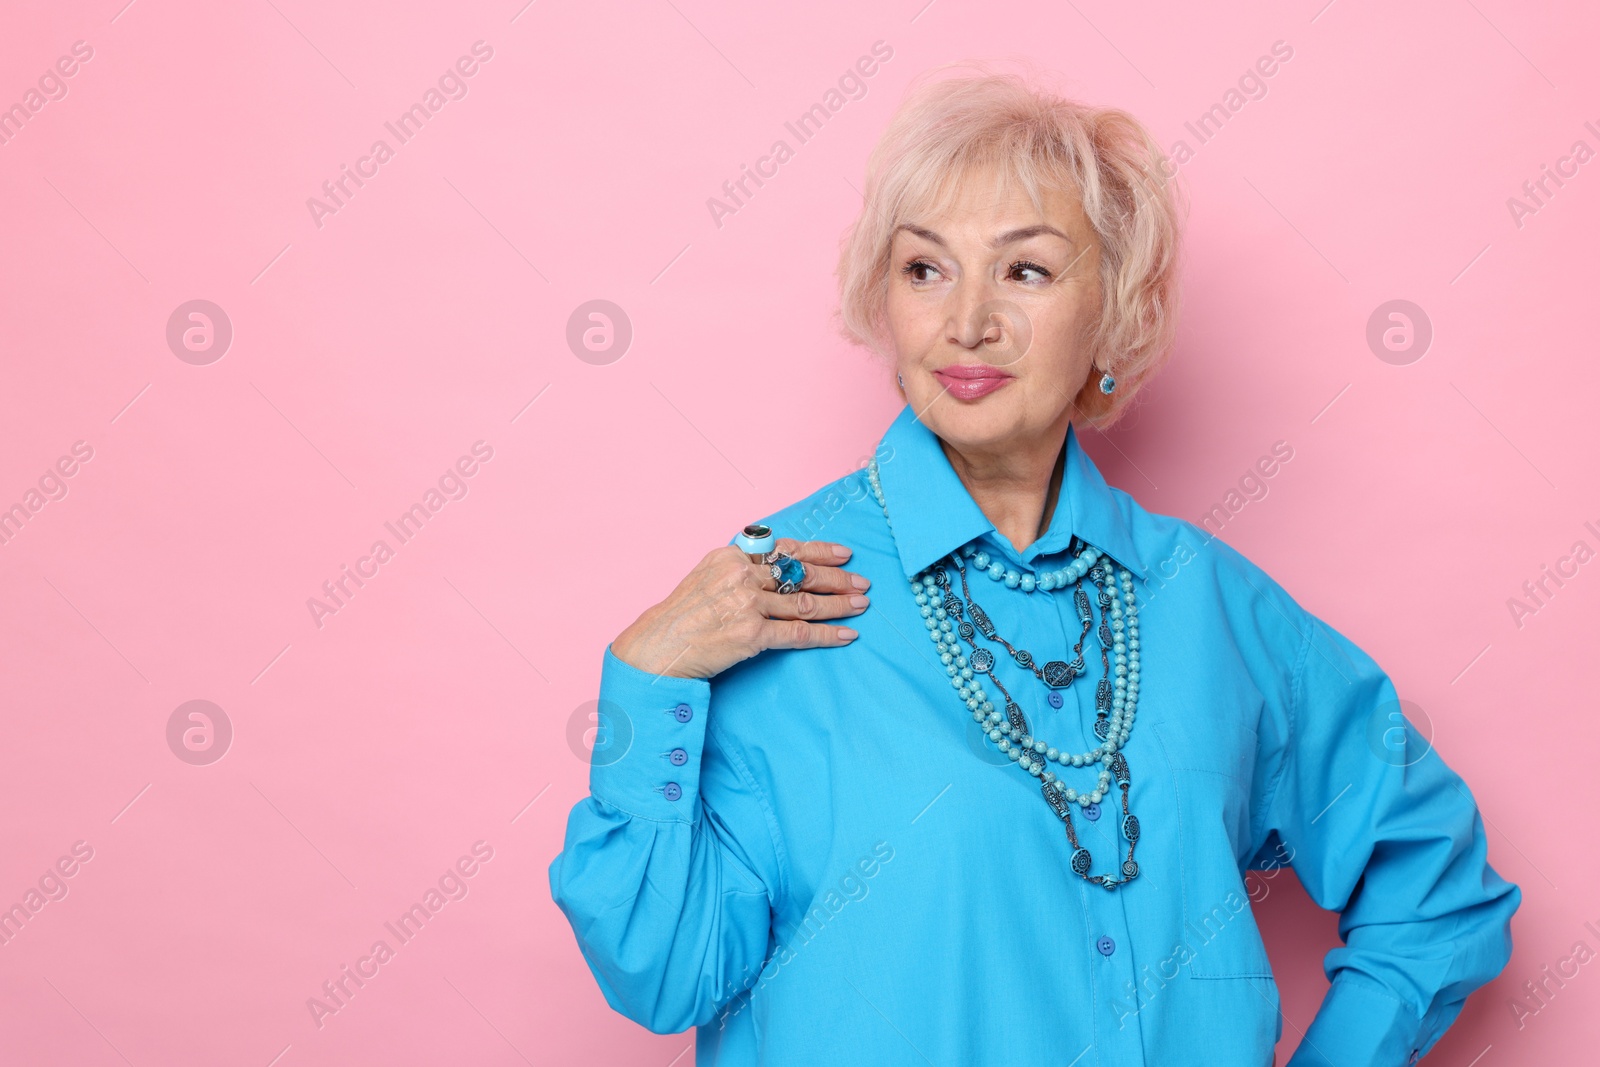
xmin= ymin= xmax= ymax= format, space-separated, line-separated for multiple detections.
xmin=609 ymin=538 xmax=871 ymax=680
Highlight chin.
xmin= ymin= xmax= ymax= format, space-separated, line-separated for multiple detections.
xmin=919 ymin=392 xmax=1033 ymax=448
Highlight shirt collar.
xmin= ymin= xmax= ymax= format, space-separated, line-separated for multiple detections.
xmin=872 ymin=403 xmax=1146 ymax=583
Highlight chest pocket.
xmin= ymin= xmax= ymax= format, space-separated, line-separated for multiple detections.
xmin=1152 ymin=716 xmax=1273 ymax=980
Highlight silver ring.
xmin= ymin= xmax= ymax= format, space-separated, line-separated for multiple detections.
xmin=765 ymin=551 xmax=805 ymax=594
xmin=736 ymin=522 xmax=776 ymax=564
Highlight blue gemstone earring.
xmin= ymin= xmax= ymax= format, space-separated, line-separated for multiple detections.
xmin=897 ymin=373 xmax=905 ymax=388
xmin=1098 ymin=372 xmax=1116 ymax=395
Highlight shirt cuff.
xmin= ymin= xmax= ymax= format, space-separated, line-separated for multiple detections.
xmin=588 ymin=644 xmax=711 ymax=822
xmin=1288 ymin=972 xmax=1425 ymax=1067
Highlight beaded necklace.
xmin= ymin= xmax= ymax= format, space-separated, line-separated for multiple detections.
xmin=865 ymin=457 xmax=1144 ymax=891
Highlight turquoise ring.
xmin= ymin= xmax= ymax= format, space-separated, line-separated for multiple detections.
xmin=736 ymin=523 xmax=776 ymax=563
xmin=765 ymin=552 xmax=807 ymax=594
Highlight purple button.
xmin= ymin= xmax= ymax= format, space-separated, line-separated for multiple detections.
xmin=673 ymin=703 xmax=693 ymax=723
xmin=663 ymin=782 xmax=682 ymax=801
xmin=1083 ymin=802 xmax=1101 ymax=821
xmin=669 ymin=747 xmax=688 ymax=766
xmin=1048 ymin=692 xmax=1063 ymax=709
xmin=1096 ymin=935 xmax=1115 ymax=957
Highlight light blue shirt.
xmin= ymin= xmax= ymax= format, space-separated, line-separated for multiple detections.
xmin=549 ymin=404 xmax=1519 ymax=1066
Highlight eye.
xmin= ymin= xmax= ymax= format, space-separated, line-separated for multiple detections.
xmin=1008 ymin=259 xmax=1052 ymax=283
xmin=899 ymin=258 xmax=941 ymax=284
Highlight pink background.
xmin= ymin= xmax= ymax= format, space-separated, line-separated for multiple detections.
xmin=1 ymin=0 xmax=1595 ymax=1063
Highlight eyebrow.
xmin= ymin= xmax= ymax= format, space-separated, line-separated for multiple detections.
xmin=895 ymin=223 xmax=1072 ymax=248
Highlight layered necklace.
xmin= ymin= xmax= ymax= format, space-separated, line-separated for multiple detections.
xmin=865 ymin=458 xmax=1143 ymax=891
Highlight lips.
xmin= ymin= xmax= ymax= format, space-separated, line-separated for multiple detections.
xmin=932 ymin=364 xmax=1015 ymax=400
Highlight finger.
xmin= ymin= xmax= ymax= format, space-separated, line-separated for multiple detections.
xmin=773 ymin=538 xmax=854 ymax=564
xmin=747 ymin=555 xmax=867 ymax=597
xmin=740 ymin=556 xmax=789 ymax=596
xmin=765 ymin=539 xmax=870 ymax=593
xmin=795 ymin=561 xmax=870 ymax=595
xmin=757 ymin=617 xmax=859 ymax=651
xmin=755 ymin=588 xmax=869 ymax=622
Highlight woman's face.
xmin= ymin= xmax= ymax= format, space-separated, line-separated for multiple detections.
xmin=886 ymin=164 xmax=1106 ymax=457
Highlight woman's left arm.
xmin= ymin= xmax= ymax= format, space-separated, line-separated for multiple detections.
xmin=1261 ymin=607 xmax=1522 ymax=1067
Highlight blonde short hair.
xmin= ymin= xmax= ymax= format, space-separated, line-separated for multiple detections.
xmin=836 ymin=65 xmax=1185 ymax=428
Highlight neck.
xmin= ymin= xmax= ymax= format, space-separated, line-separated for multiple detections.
xmin=940 ymin=418 xmax=1072 ymax=555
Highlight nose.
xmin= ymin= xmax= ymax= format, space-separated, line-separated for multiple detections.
xmin=945 ymin=285 xmax=1033 ymax=367
xmin=946 ymin=275 xmax=1003 ymax=350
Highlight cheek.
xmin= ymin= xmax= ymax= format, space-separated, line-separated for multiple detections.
xmin=1033 ymin=283 xmax=1103 ymax=357
xmin=885 ymin=292 xmax=939 ymax=356
xmin=1026 ymin=312 xmax=1093 ymax=373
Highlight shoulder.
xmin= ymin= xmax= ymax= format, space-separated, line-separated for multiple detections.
xmin=748 ymin=460 xmax=892 ymax=550
xmin=729 ymin=432 xmax=897 ymax=550
xmin=1115 ymin=487 xmax=1310 ymax=654
xmin=708 ymin=460 xmax=900 ymax=725
xmin=721 ymin=454 xmax=901 ymax=577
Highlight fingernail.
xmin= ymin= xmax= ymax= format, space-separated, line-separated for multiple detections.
xmin=848 ymin=594 xmax=869 ymax=609
xmin=850 ymin=573 xmax=871 ymax=590
xmin=837 ymin=627 xmax=858 ymax=640
xmin=832 ymin=544 xmax=852 ymax=559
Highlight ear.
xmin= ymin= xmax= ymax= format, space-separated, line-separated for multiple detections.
xmin=1072 ymin=369 xmax=1115 ymax=425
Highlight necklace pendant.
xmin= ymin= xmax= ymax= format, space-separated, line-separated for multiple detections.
xmin=969 ymin=603 xmax=997 ymax=640
xmin=1074 ymin=586 xmax=1093 ymax=623
xmin=1042 ymin=660 xmax=1077 ymax=688
xmin=1007 ymin=702 xmax=1030 ymax=737
xmin=1042 ymin=779 xmax=1070 ymax=820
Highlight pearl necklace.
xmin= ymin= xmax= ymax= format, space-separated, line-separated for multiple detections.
xmin=966 ymin=544 xmax=1097 ymax=593
xmin=866 ymin=458 xmax=1144 ymax=890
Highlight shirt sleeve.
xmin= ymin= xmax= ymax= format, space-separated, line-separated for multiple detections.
xmin=1264 ymin=608 xmax=1522 ymax=1067
xmin=547 ymin=644 xmax=784 ymax=1035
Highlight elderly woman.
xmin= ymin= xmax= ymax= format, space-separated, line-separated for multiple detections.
xmin=549 ymin=72 xmax=1519 ymax=1066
